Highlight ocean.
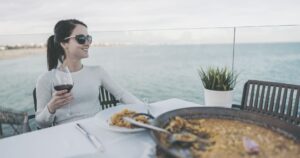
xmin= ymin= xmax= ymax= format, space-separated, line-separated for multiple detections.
xmin=0 ymin=43 xmax=300 ymax=133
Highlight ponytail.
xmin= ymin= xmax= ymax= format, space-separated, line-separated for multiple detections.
xmin=47 ymin=35 xmax=64 ymax=71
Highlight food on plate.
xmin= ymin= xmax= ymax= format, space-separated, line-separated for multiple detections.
xmin=157 ymin=116 xmax=300 ymax=158
xmin=110 ymin=109 xmax=149 ymax=128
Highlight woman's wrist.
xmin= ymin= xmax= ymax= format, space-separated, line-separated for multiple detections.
xmin=47 ymin=104 xmax=56 ymax=114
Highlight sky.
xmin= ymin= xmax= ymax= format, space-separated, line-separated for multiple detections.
xmin=0 ymin=0 xmax=300 ymax=44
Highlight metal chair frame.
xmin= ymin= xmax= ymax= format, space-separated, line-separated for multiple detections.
xmin=99 ymin=85 xmax=120 ymax=110
xmin=0 ymin=108 xmax=31 ymax=137
xmin=238 ymin=80 xmax=300 ymax=125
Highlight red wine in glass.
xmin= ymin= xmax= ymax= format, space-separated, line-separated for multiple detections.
xmin=54 ymin=84 xmax=73 ymax=92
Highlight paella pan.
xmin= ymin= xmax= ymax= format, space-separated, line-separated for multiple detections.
xmin=150 ymin=107 xmax=300 ymax=158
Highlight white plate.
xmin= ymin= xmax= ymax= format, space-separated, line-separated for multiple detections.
xmin=94 ymin=104 xmax=148 ymax=133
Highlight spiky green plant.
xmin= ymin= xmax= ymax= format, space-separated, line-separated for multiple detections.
xmin=198 ymin=67 xmax=238 ymax=91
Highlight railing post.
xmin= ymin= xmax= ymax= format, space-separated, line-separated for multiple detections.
xmin=232 ymin=27 xmax=236 ymax=73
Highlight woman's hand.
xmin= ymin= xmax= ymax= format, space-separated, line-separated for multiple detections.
xmin=47 ymin=90 xmax=73 ymax=114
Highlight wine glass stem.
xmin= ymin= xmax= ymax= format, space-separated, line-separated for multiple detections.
xmin=143 ymin=98 xmax=151 ymax=114
xmin=68 ymin=103 xmax=71 ymax=115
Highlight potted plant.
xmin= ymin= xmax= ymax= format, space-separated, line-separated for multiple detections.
xmin=198 ymin=66 xmax=238 ymax=108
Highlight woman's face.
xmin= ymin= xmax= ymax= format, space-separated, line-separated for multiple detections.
xmin=62 ymin=24 xmax=91 ymax=60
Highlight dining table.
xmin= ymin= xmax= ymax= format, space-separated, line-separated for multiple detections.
xmin=0 ymin=98 xmax=202 ymax=158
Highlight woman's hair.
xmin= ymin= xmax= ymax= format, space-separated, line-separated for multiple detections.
xmin=47 ymin=19 xmax=87 ymax=70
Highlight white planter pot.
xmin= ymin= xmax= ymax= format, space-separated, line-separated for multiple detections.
xmin=204 ymin=89 xmax=233 ymax=108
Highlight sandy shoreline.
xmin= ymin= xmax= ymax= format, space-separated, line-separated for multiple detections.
xmin=0 ymin=48 xmax=46 ymax=60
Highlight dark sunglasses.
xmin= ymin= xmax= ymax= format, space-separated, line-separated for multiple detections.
xmin=64 ymin=34 xmax=92 ymax=44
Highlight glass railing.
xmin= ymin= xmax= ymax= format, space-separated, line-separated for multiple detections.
xmin=0 ymin=25 xmax=300 ymax=133
xmin=88 ymin=27 xmax=235 ymax=104
xmin=233 ymin=25 xmax=300 ymax=104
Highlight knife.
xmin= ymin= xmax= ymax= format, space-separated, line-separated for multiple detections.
xmin=75 ymin=123 xmax=105 ymax=152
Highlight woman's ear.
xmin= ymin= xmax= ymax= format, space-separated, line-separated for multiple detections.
xmin=60 ymin=42 xmax=68 ymax=50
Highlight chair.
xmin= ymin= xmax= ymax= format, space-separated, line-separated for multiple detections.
xmin=0 ymin=89 xmax=36 ymax=137
xmin=0 ymin=108 xmax=31 ymax=138
xmin=33 ymin=88 xmax=37 ymax=112
xmin=29 ymin=88 xmax=37 ymax=120
xmin=237 ymin=80 xmax=300 ymax=125
xmin=99 ymin=85 xmax=120 ymax=110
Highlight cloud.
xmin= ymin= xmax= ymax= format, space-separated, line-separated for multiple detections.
xmin=0 ymin=0 xmax=299 ymax=36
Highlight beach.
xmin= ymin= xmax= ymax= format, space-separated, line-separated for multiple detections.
xmin=0 ymin=48 xmax=45 ymax=60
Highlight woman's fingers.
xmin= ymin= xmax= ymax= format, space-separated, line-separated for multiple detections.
xmin=53 ymin=90 xmax=72 ymax=99
xmin=48 ymin=90 xmax=73 ymax=112
xmin=57 ymin=93 xmax=72 ymax=100
xmin=52 ymin=91 xmax=73 ymax=107
xmin=56 ymin=99 xmax=71 ymax=106
xmin=61 ymin=95 xmax=73 ymax=104
xmin=53 ymin=90 xmax=68 ymax=95
xmin=56 ymin=95 xmax=73 ymax=104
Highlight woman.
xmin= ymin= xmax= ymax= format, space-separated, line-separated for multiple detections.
xmin=36 ymin=19 xmax=143 ymax=128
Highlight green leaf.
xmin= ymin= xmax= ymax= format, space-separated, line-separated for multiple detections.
xmin=197 ymin=66 xmax=239 ymax=91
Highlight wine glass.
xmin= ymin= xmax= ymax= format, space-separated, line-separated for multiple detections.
xmin=53 ymin=65 xmax=73 ymax=116
xmin=142 ymin=97 xmax=151 ymax=115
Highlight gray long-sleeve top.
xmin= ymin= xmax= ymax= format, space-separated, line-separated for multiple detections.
xmin=35 ymin=65 xmax=142 ymax=128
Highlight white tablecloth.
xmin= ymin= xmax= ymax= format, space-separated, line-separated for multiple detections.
xmin=0 ymin=98 xmax=201 ymax=158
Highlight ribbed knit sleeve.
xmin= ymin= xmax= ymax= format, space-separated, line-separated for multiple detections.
xmin=35 ymin=72 xmax=56 ymax=128
xmin=98 ymin=66 xmax=143 ymax=104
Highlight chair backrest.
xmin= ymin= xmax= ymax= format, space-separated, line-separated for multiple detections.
xmin=28 ymin=88 xmax=37 ymax=120
xmin=0 ymin=108 xmax=31 ymax=138
xmin=241 ymin=80 xmax=300 ymax=125
xmin=33 ymin=88 xmax=37 ymax=112
xmin=99 ymin=85 xmax=120 ymax=110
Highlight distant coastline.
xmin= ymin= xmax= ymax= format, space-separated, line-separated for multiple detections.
xmin=0 ymin=42 xmax=130 ymax=60
xmin=1 ymin=42 xmax=299 ymax=60
xmin=0 ymin=48 xmax=46 ymax=60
